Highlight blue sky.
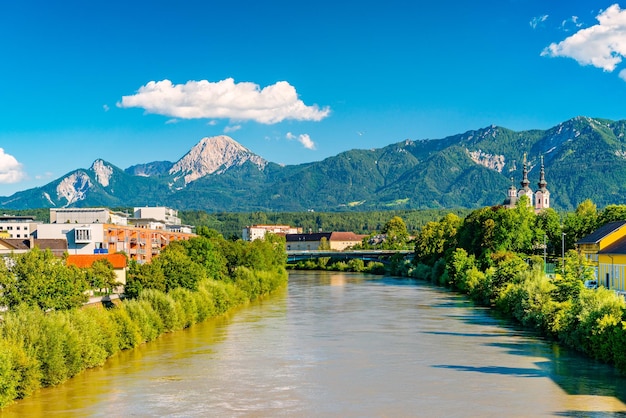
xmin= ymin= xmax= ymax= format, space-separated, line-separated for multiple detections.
xmin=1 ymin=0 xmax=625 ymax=196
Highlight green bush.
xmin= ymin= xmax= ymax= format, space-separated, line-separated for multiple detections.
xmin=170 ymin=287 xmax=199 ymax=329
xmin=67 ymin=308 xmax=109 ymax=368
xmin=109 ymin=307 xmax=142 ymax=350
xmin=140 ymin=289 xmax=181 ymax=332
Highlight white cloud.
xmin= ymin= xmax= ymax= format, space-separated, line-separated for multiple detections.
xmin=0 ymin=149 xmax=26 ymax=184
xmin=165 ymin=118 xmax=179 ymax=124
xmin=542 ymin=4 xmax=626 ymax=72
xmin=207 ymin=120 xmax=218 ymax=126
xmin=530 ymin=15 xmax=548 ymax=29
xmin=560 ymin=15 xmax=583 ymax=32
xmin=224 ymin=125 xmax=241 ymax=133
xmin=103 ymin=104 xmax=110 ymax=112
xmin=117 ymin=78 xmax=331 ymax=124
xmin=286 ymin=132 xmax=316 ymax=150
xmin=620 ymin=69 xmax=626 ymax=81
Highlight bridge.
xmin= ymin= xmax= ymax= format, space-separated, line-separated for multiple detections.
xmin=286 ymin=250 xmax=413 ymax=265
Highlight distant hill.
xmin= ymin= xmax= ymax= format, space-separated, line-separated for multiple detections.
xmin=2 ymin=117 xmax=626 ymax=211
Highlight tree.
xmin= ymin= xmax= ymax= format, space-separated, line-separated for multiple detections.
xmin=414 ymin=213 xmax=461 ymax=265
xmin=381 ymin=216 xmax=409 ymax=249
xmin=0 ymin=248 xmax=88 ymax=310
xmin=535 ymin=208 xmax=562 ymax=256
xmin=124 ymin=260 xmax=166 ymax=299
xmin=86 ymin=259 xmax=118 ymax=294
xmin=184 ymin=236 xmax=228 ymax=280
xmin=597 ymin=204 xmax=626 ymax=226
xmin=153 ymin=243 xmax=206 ymax=292
xmin=564 ymin=199 xmax=598 ymax=250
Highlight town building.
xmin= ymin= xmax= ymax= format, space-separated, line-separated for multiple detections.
xmin=576 ymin=221 xmax=626 ymax=292
xmin=285 ymin=232 xmax=366 ymax=251
xmin=133 ymin=207 xmax=182 ymax=225
xmin=51 ymin=208 xmax=129 ymax=225
xmin=66 ymin=253 xmax=128 ymax=288
xmin=503 ymin=155 xmax=550 ymax=213
xmin=0 ymin=215 xmax=41 ymax=239
xmin=0 ymin=238 xmax=67 ymax=257
xmin=243 ymin=224 xmax=302 ymax=241
xmin=36 ymin=207 xmax=194 ymax=264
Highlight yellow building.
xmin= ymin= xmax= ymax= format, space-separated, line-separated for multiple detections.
xmin=576 ymin=220 xmax=626 ymax=291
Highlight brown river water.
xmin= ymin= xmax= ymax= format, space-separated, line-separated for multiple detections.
xmin=3 ymin=271 xmax=626 ymax=417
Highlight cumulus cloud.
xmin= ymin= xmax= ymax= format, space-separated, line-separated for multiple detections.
xmin=286 ymin=132 xmax=316 ymax=150
xmin=0 ymin=149 xmax=26 ymax=184
xmin=620 ymin=69 xmax=626 ymax=81
xmin=117 ymin=78 xmax=331 ymax=124
xmin=530 ymin=15 xmax=548 ymax=29
xmin=542 ymin=4 xmax=626 ymax=72
xmin=224 ymin=125 xmax=241 ymax=133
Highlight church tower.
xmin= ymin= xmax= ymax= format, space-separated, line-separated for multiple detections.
xmin=503 ymin=177 xmax=518 ymax=209
xmin=534 ymin=156 xmax=550 ymax=212
xmin=517 ymin=154 xmax=533 ymax=206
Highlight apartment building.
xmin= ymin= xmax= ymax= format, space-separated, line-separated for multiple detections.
xmin=36 ymin=207 xmax=194 ymax=263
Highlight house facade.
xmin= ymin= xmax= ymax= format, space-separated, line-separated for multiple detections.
xmin=576 ymin=221 xmax=626 ymax=291
xmin=0 ymin=238 xmax=67 ymax=256
xmin=66 ymin=253 xmax=128 ymax=287
xmin=285 ymin=232 xmax=365 ymax=251
xmin=243 ymin=224 xmax=303 ymax=241
xmin=0 ymin=215 xmax=41 ymax=239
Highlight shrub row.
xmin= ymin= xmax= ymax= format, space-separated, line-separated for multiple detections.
xmin=0 ymin=268 xmax=287 ymax=408
xmin=288 ymin=257 xmax=386 ymax=274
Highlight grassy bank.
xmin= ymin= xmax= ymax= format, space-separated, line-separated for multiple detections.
xmin=0 ymin=267 xmax=288 ymax=408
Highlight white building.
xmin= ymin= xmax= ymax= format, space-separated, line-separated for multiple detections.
xmin=133 ymin=207 xmax=181 ymax=225
xmin=243 ymin=224 xmax=302 ymax=241
xmin=51 ymin=208 xmax=129 ymax=225
xmin=0 ymin=215 xmax=41 ymax=239
xmin=36 ymin=223 xmax=107 ymax=255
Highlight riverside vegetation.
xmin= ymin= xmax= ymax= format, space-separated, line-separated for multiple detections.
xmin=0 ymin=226 xmax=288 ymax=408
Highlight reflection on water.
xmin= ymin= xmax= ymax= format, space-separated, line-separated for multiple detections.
xmin=3 ymin=271 xmax=626 ymax=417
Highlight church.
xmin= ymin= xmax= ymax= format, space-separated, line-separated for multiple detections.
xmin=502 ymin=156 xmax=550 ymax=213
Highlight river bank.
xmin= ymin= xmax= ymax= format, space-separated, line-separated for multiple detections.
xmin=0 ymin=267 xmax=288 ymax=408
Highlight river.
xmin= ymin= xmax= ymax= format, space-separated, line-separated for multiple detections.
xmin=3 ymin=271 xmax=626 ymax=417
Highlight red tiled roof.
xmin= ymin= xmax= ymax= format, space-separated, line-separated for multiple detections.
xmin=66 ymin=253 xmax=127 ymax=269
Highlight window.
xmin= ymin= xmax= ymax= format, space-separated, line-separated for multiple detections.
xmin=75 ymin=228 xmax=92 ymax=243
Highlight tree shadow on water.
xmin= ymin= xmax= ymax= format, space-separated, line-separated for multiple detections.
xmin=433 ymin=364 xmax=545 ymax=378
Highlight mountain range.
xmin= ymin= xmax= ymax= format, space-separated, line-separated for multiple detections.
xmin=2 ymin=116 xmax=626 ymax=212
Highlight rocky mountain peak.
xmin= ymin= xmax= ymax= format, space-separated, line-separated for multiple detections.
xmin=90 ymin=159 xmax=114 ymax=187
xmin=169 ymin=135 xmax=268 ymax=184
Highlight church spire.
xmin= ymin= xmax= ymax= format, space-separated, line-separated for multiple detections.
xmin=537 ymin=155 xmax=547 ymax=190
xmin=520 ymin=153 xmax=530 ymax=190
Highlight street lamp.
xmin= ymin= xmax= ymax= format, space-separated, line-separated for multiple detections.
xmin=543 ymin=234 xmax=547 ymax=274
xmin=561 ymin=232 xmax=566 ymax=274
